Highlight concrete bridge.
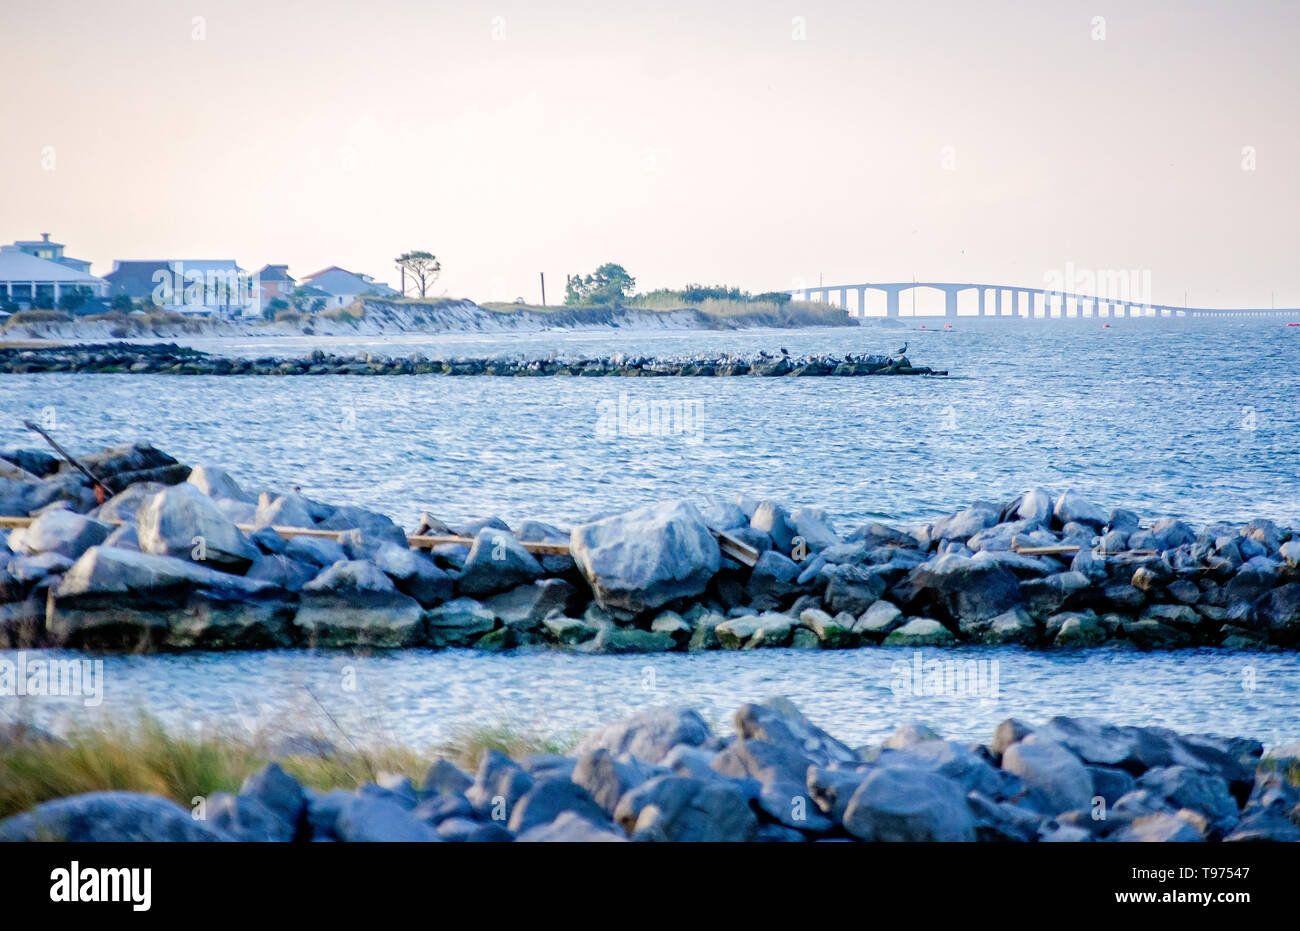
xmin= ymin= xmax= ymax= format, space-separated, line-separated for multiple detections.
xmin=790 ymin=281 xmax=1297 ymax=319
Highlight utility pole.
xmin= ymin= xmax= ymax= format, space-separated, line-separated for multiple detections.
xmin=540 ymin=272 xmax=546 ymax=307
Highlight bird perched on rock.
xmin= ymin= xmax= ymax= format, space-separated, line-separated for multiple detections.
xmin=893 ymin=341 xmax=908 ymax=359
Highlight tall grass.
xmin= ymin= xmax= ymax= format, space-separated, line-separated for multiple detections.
xmin=0 ymin=713 xmax=574 ymax=820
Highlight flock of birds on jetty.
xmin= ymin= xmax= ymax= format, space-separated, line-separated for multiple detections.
xmin=0 ymin=342 xmax=946 ymax=377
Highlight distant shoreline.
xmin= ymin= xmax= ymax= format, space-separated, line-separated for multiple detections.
xmin=0 ymin=297 xmax=868 ymax=342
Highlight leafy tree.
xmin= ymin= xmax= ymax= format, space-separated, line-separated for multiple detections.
xmin=395 ymin=250 xmax=441 ymax=298
xmin=263 ymin=297 xmax=290 ymax=321
xmin=111 ymin=293 xmax=134 ymax=312
xmin=565 ymin=262 xmax=636 ymax=306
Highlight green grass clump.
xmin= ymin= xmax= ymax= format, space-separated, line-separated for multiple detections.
xmin=0 ymin=714 xmax=574 ymax=820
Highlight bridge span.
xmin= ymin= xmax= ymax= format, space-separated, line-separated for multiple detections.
xmin=790 ymin=281 xmax=1297 ymax=319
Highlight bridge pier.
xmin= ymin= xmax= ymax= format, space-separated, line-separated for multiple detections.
xmin=887 ymin=289 xmax=899 ymax=318
xmin=945 ymin=287 xmax=958 ymax=318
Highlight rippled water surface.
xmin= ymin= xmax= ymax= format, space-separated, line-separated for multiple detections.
xmin=4 ymin=647 xmax=1298 ymax=751
xmin=2 ymin=319 xmax=1298 ymax=742
xmin=2 ymin=319 xmax=1297 ymax=530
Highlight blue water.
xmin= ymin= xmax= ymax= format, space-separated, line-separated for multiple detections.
xmin=2 ymin=318 xmax=1298 ymax=744
xmin=2 ymin=318 xmax=1297 ymax=530
xmin=3 ymin=646 xmax=1297 ymax=752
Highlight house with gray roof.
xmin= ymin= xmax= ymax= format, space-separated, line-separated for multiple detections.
xmin=299 ymin=266 xmax=397 ymax=308
xmin=103 ymin=259 xmax=253 ymax=316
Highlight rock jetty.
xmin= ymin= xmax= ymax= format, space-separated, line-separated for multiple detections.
xmin=2 ymin=699 xmax=1296 ymax=841
xmin=0 ymin=343 xmax=947 ymax=377
xmin=2 ymin=441 xmax=1298 ymax=652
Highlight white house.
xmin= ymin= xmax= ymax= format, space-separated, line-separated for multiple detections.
xmin=298 ymin=266 xmax=397 ymax=307
xmin=0 ymin=245 xmax=108 ymax=308
xmin=12 ymin=233 xmax=94 ymax=274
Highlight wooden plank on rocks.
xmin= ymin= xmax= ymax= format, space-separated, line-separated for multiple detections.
xmin=1011 ymin=544 xmax=1082 ymax=556
xmin=714 ymin=528 xmax=760 ymax=568
xmin=406 ymin=533 xmax=572 ymax=556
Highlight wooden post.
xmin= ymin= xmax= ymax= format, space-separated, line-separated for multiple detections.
xmin=539 ymin=272 xmax=546 ymax=306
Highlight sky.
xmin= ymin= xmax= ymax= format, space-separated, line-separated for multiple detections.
xmin=2 ymin=0 xmax=1298 ymax=308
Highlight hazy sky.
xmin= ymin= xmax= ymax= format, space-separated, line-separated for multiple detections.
xmin=3 ymin=0 xmax=1297 ymax=307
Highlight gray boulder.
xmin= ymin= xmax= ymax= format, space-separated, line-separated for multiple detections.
xmin=733 ymin=698 xmax=858 ymax=766
xmin=841 ymin=767 xmax=976 ymax=841
xmin=788 ymin=506 xmax=841 ymax=552
xmin=1001 ymin=735 xmax=1094 ymax=814
xmin=465 ymin=750 xmax=534 ymax=816
xmin=284 ymin=534 xmax=348 ymax=568
xmin=48 ymin=545 xmax=291 ymax=649
xmin=1138 ymin=765 xmax=1239 ymax=836
xmin=254 ymin=493 xmax=317 ymax=531
xmin=518 ymin=810 xmax=627 ymax=842
xmin=614 ymin=775 xmax=757 ymax=842
xmin=239 ymin=761 xmax=306 ymax=835
xmin=823 ymin=564 xmax=889 ymax=615
xmin=7 ymin=509 xmax=111 ymax=561
xmin=1053 ymin=489 xmax=1107 ymax=528
xmin=1017 ymin=488 xmax=1054 ymax=525
xmin=0 ymin=791 xmax=230 ymax=841
xmin=853 ymin=599 xmax=904 ymax=639
xmin=571 ymin=748 xmax=651 ymax=817
xmin=1111 ymin=810 xmax=1208 ymax=842
xmin=422 ymin=759 xmax=473 ymax=797
xmin=335 ymin=794 xmax=441 ymax=842
xmin=317 ymin=505 xmax=407 ymax=546
xmin=294 ymin=560 xmax=425 ymax=647
xmin=574 ymin=706 xmax=714 ymax=765
xmin=206 ymin=792 xmax=293 ymax=842
xmin=423 ymin=596 xmax=497 ymax=647
xmin=931 ymin=503 xmax=999 ymax=543
xmin=90 ymin=482 xmax=168 ymax=523
xmin=711 ymin=737 xmax=834 ymax=832
xmin=484 ymin=578 xmax=575 ymax=630
xmin=1253 ymin=582 xmax=1300 ymax=644
xmin=715 ymin=612 xmax=795 ymax=649
xmin=572 ymin=500 xmax=721 ymax=617
xmin=187 ymin=464 xmax=254 ymax=503
xmin=883 ymin=617 xmax=955 ymax=646
xmin=507 ymin=776 xmax=607 ymax=834
xmin=137 ymin=482 xmax=259 ymax=571
xmin=456 ymin=528 xmax=546 ymax=597
xmin=750 ymin=500 xmax=797 ymax=553
xmin=897 ymin=553 xmax=1022 ymax=623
